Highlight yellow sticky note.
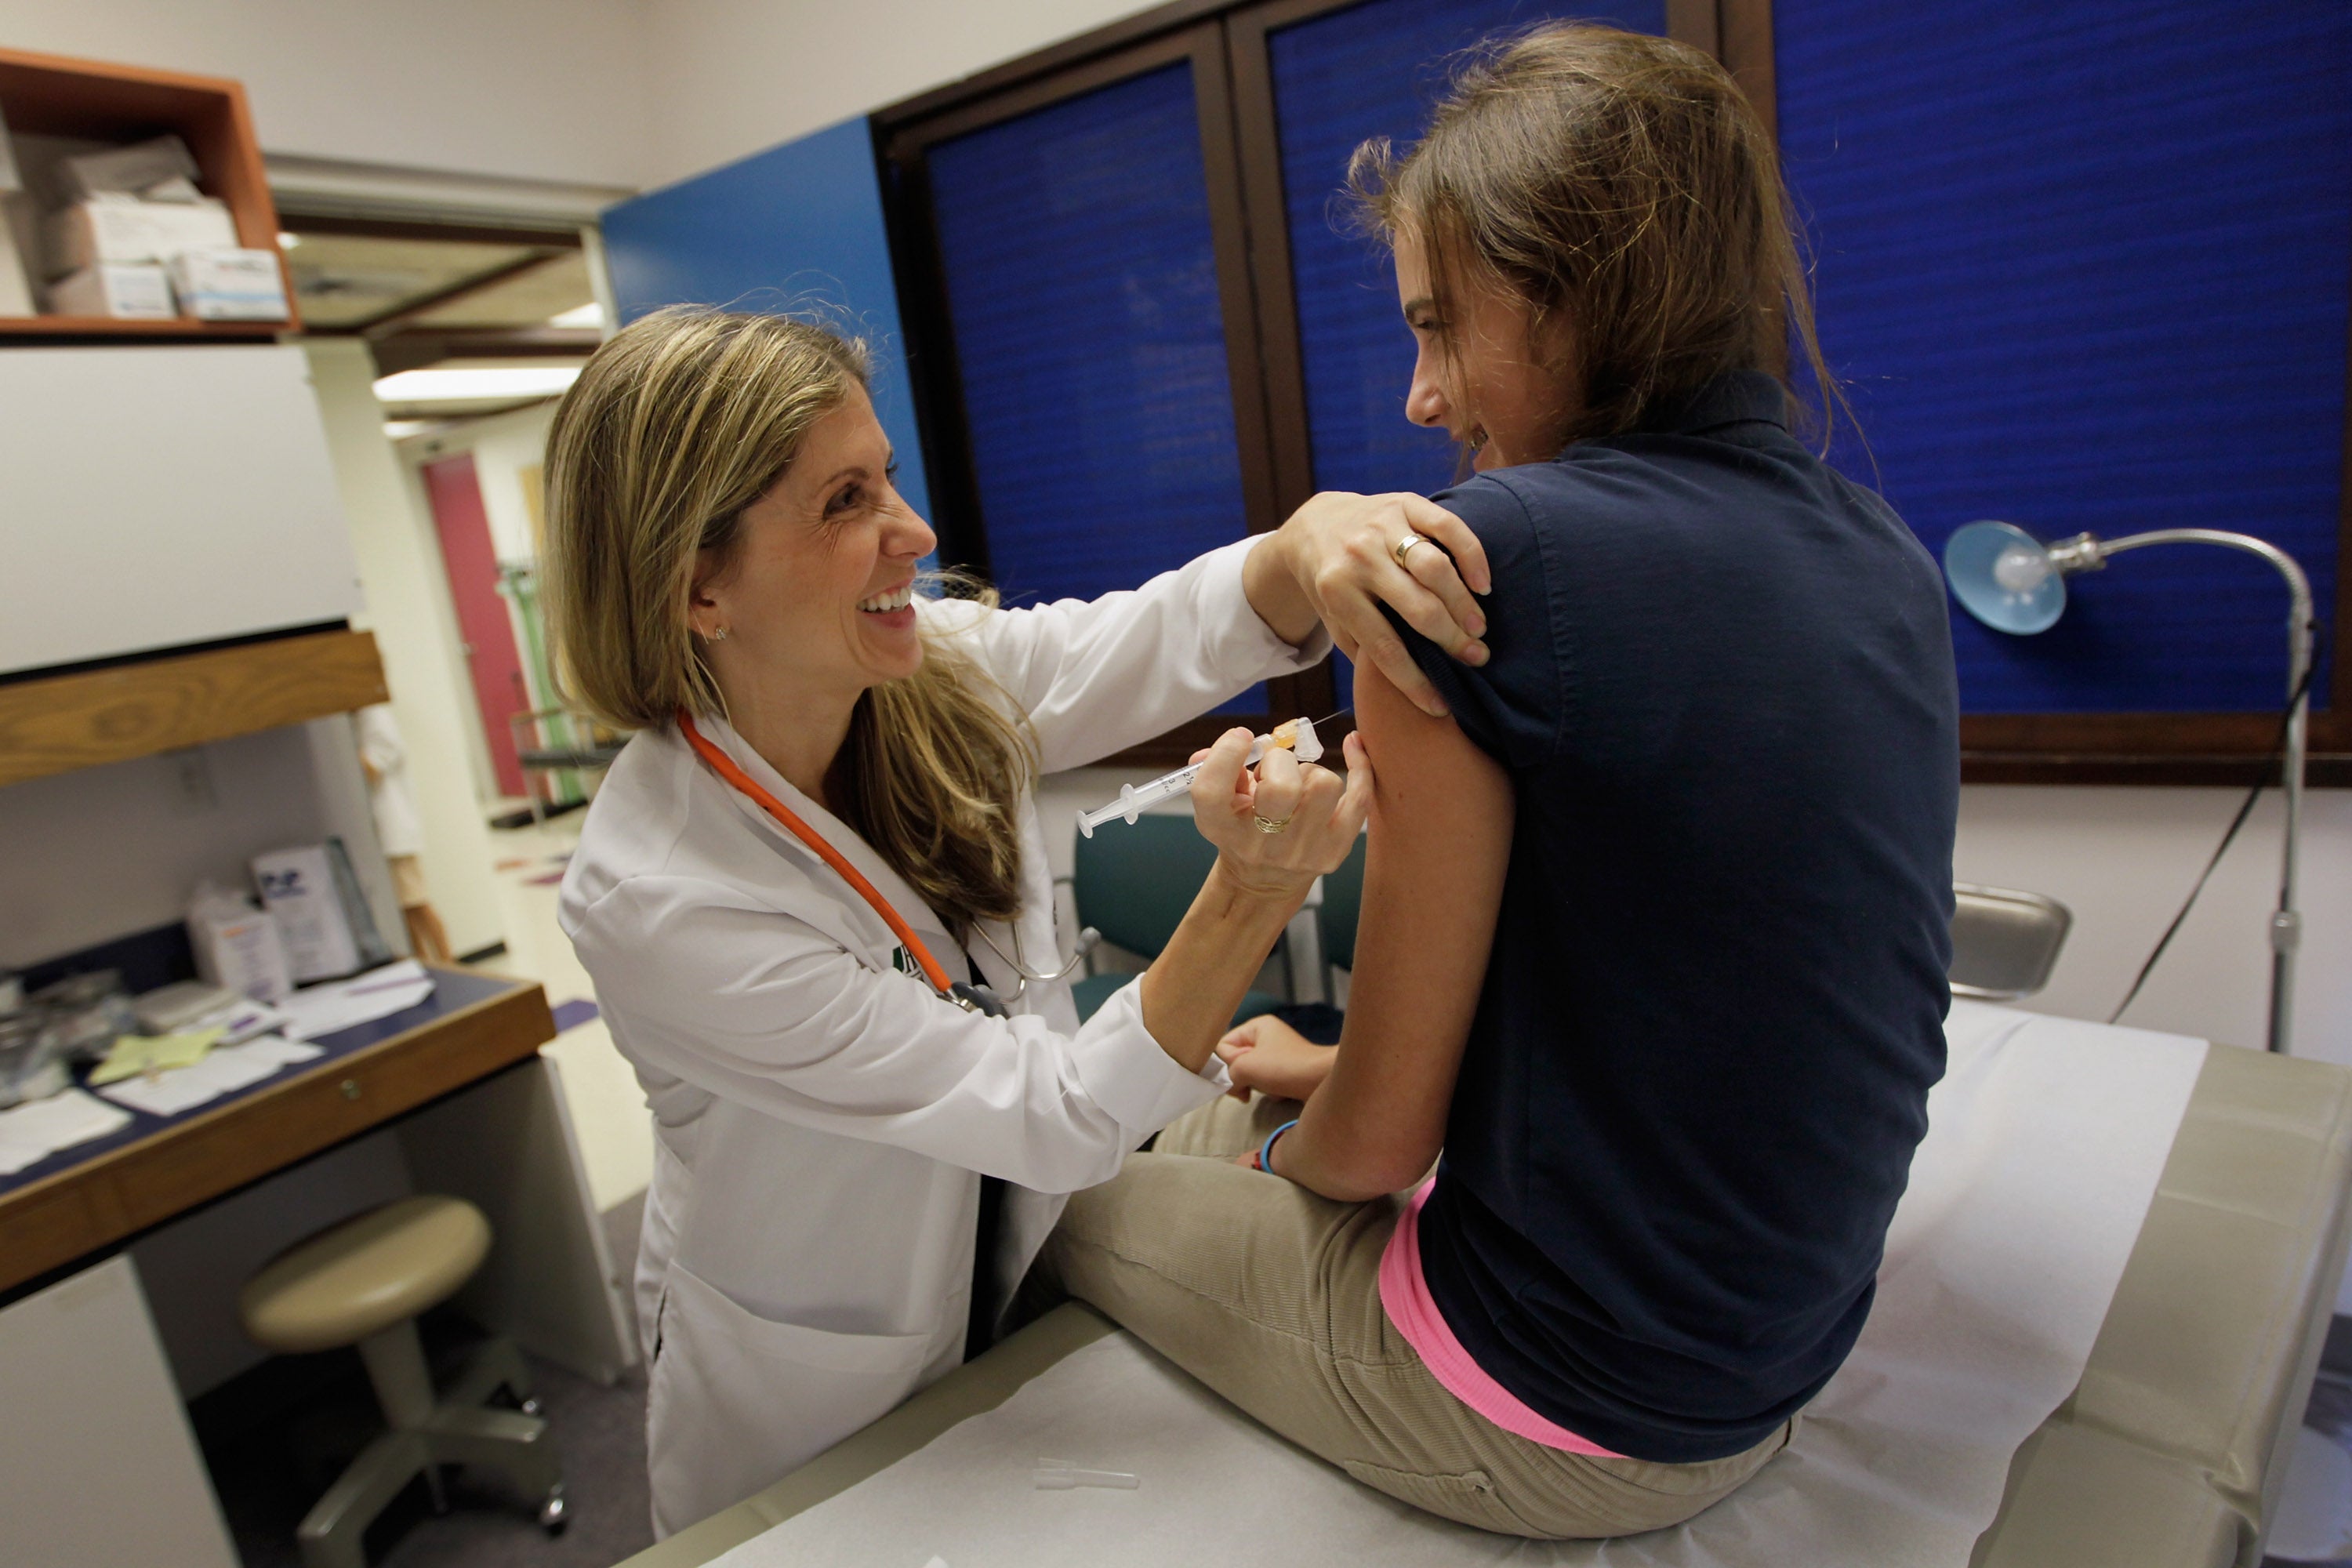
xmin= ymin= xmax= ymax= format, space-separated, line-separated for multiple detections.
xmin=89 ymin=1028 xmax=225 ymax=1086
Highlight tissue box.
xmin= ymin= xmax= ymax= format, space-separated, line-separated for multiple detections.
xmin=253 ymin=845 xmax=363 ymax=982
xmin=168 ymin=247 xmax=289 ymax=321
xmin=43 ymin=194 xmax=236 ymax=276
xmin=189 ymin=886 xmax=294 ymax=1003
xmin=47 ymin=262 xmax=175 ymax=319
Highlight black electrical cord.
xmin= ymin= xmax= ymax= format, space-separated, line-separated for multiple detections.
xmin=2108 ymin=640 xmax=2322 ymax=1026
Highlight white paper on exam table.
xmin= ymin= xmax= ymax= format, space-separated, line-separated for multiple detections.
xmin=96 ymin=1034 xmax=325 ymax=1118
xmin=713 ymin=1003 xmax=2208 ymax=1568
xmin=0 ymin=1087 xmax=133 ymax=1175
xmin=276 ymin=959 xmax=435 ymax=1041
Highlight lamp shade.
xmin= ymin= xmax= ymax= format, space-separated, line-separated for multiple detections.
xmin=1944 ymin=520 xmax=2067 ymax=634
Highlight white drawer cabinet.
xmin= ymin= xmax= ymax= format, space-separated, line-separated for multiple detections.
xmin=1 ymin=344 xmax=364 ymax=676
xmin=0 ymin=1255 xmax=240 ymax=1567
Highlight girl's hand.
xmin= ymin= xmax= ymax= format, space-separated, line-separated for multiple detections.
xmin=1188 ymin=728 xmax=1373 ymax=901
xmin=1217 ymin=1014 xmax=1336 ymax=1102
xmin=1274 ymin=491 xmax=1492 ymax=717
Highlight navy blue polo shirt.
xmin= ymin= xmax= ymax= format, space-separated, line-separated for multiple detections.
xmin=1396 ymin=371 xmax=1959 ymax=1463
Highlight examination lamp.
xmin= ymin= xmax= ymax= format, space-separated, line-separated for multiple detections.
xmin=1941 ymin=520 xmax=2316 ymax=1054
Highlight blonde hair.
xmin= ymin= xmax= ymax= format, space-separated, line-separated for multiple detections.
xmin=1350 ymin=24 xmax=1838 ymax=448
xmin=544 ymin=307 xmax=1035 ymax=934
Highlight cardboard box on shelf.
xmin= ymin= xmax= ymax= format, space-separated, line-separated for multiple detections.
xmin=57 ymin=134 xmax=200 ymax=201
xmin=47 ymin=261 xmax=174 ymax=319
xmin=167 ymin=247 xmax=289 ymax=321
xmin=42 ymin=194 xmax=236 ymax=277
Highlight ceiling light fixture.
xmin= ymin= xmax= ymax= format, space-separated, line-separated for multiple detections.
xmin=370 ymin=365 xmax=583 ymax=405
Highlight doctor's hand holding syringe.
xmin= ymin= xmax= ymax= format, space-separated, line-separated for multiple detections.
xmin=1127 ymin=723 xmax=1374 ymax=1075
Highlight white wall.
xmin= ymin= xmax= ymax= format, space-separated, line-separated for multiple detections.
xmin=635 ymin=0 xmax=1160 ymax=188
xmin=0 ymin=0 xmax=1170 ymax=192
xmin=307 ymin=339 xmax=510 ymax=956
xmin=0 ymin=720 xmax=370 ymax=970
xmin=1957 ymin=786 xmax=2350 ymax=1061
xmin=0 ymin=0 xmax=652 ymax=188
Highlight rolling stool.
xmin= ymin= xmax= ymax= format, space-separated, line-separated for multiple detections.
xmin=239 ymin=1195 xmax=566 ymax=1567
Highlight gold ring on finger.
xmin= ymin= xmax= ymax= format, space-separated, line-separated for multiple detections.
xmin=1392 ymin=533 xmax=1430 ymax=571
xmin=1251 ymin=811 xmax=1297 ymax=834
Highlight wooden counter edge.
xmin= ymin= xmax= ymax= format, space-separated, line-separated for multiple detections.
xmin=0 ymin=972 xmax=555 ymax=1297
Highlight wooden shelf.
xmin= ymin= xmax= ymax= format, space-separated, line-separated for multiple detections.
xmin=0 ymin=630 xmax=387 ymax=788
xmin=0 ymin=45 xmax=299 ymax=339
xmin=0 ymin=972 xmax=555 ymax=1296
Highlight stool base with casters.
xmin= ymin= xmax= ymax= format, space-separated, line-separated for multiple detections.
xmin=239 ymin=1196 xmax=568 ymax=1568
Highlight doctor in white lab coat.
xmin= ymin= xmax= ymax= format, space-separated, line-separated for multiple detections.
xmin=543 ymin=308 xmax=1491 ymax=1534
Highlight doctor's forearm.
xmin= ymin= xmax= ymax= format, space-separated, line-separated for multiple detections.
xmin=1138 ymin=861 xmax=1308 ymax=1073
xmin=1240 ymin=530 xmax=1321 ymax=648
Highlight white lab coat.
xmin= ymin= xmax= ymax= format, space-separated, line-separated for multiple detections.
xmin=560 ymin=538 xmax=1328 ymax=1534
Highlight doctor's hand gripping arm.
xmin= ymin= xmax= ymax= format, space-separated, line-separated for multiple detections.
xmin=1134 ymin=726 xmax=1375 ymax=1074
xmin=1254 ymin=659 xmax=1514 ymax=1201
xmin=1243 ymin=492 xmax=1494 ymax=717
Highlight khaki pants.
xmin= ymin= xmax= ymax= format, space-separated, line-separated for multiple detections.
xmin=1034 ymin=1094 xmax=1790 ymax=1539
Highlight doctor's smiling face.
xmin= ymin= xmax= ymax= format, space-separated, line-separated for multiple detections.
xmin=689 ymin=382 xmax=937 ymax=705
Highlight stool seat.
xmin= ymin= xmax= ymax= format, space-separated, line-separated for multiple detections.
xmin=241 ymin=1196 xmax=492 ymax=1355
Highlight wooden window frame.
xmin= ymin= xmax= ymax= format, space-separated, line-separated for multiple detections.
xmin=879 ymin=13 xmax=1326 ymax=764
xmin=879 ymin=0 xmax=2352 ymax=783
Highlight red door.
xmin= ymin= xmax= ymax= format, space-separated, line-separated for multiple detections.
xmin=423 ymin=453 xmax=531 ymax=799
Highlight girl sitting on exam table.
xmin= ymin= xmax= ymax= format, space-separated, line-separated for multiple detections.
xmin=1033 ymin=24 xmax=1961 ymax=1540
xmin=542 ymin=306 xmax=1498 ymax=1536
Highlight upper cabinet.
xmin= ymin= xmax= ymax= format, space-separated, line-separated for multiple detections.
xmin=0 ymin=344 xmax=364 ymax=677
xmin=0 ymin=47 xmax=298 ymax=340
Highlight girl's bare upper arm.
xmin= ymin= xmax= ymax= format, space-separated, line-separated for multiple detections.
xmin=1283 ymin=658 xmax=1515 ymax=1199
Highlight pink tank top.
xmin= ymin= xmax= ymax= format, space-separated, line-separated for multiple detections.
xmin=1378 ymin=1179 xmax=1624 ymax=1457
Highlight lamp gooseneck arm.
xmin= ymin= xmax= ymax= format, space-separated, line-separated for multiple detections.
xmin=2093 ymin=529 xmax=2314 ymax=1053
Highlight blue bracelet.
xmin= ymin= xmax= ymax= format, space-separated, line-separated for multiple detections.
xmin=1259 ymin=1119 xmax=1301 ymax=1178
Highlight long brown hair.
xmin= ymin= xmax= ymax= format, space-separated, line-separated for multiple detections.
xmin=1349 ymin=24 xmax=1837 ymax=448
xmin=543 ymin=307 xmax=1034 ymax=935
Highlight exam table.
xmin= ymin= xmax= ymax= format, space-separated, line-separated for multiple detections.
xmin=619 ymin=1037 xmax=2352 ymax=1568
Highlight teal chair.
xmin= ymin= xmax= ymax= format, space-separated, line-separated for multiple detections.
xmin=1065 ymin=815 xmax=1287 ymax=1026
xmin=1316 ymin=835 xmax=1365 ymax=985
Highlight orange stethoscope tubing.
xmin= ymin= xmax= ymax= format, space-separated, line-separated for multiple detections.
xmin=675 ymin=710 xmax=962 ymax=1000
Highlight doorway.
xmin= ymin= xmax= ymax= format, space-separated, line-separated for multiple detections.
xmin=421 ymin=452 xmax=531 ymax=800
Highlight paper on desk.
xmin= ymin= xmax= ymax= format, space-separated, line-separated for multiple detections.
xmin=717 ymin=1004 xmax=2208 ymax=1568
xmin=96 ymin=1035 xmax=324 ymax=1118
xmin=278 ymin=960 xmax=434 ymax=1041
xmin=0 ymin=1087 xmax=133 ymax=1176
xmin=88 ymin=1026 xmax=224 ymax=1086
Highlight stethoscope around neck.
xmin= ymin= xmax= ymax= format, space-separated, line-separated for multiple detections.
xmin=677 ymin=712 xmax=1100 ymax=1017
xmin=969 ymin=921 xmax=1100 ymax=1004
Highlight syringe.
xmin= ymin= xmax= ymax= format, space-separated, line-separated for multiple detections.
xmin=1077 ymin=717 xmax=1325 ymax=838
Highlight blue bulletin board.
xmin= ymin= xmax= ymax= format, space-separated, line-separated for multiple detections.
xmin=600 ymin=118 xmax=933 ymax=524
xmin=1775 ymin=0 xmax=2349 ymax=722
xmin=1260 ymin=0 xmax=1671 ymax=711
xmin=1267 ymin=0 xmax=1668 ymax=501
xmin=923 ymin=62 xmax=1254 ymax=613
